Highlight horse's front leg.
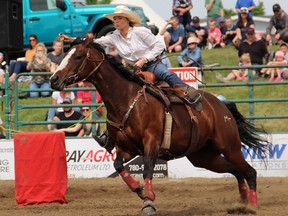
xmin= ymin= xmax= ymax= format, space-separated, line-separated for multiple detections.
xmin=114 ymin=152 xmax=144 ymax=199
xmin=140 ymin=154 xmax=157 ymax=216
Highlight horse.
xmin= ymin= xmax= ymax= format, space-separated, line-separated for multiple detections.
xmin=50 ymin=39 xmax=270 ymax=216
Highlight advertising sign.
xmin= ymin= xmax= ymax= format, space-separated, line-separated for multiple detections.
xmin=169 ymin=67 xmax=201 ymax=89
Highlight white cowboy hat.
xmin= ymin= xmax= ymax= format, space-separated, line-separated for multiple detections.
xmin=187 ymin=37 xmax=199 ymax=45
xmin=105 ymin=5 xmax=141 ymax=26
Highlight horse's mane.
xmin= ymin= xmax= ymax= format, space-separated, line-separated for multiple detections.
xmin=88 ymin=42 xmax=139 ymax=82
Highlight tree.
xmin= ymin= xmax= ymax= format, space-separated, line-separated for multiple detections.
xmin=87 ymin=0 xmax=111 ymax=4
xmin=253 ymin=1 xmax=265 ymax=16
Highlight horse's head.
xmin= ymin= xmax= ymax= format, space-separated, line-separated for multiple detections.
xmin=50 ymin=38 xmax=104 ymax=91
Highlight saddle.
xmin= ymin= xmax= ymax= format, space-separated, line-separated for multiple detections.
xmin=137 ymin=71 xmax=200 ymax=158
xmin=137 ymin=71 xmax=202 ymax=109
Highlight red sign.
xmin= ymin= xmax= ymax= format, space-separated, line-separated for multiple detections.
xmin=169 ymin=67 xmax=200 ymax=88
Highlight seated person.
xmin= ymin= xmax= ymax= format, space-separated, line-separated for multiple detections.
xmin=160 ymin=16 xmax=186 ymax=52
xmin=177 ymin=37 xmax=203 ymax=67
xmin=216 ymin=53 xmax=254 ymax=82
xmin=56 ymin=106 xmax=100 ymax=137
xmin=77 ymin=81 xmax=103 ymax=119
xmin=51 ymin=97 xmax=83 ymax=137
xmin=47 ymin=38 xmax=65 ymax=72
xmin=186 ymin=16 xmax=208 ymax=49
xmin=47 ymin=90 xmax=76 ymax=130
xmin=222 ymin=17 xmax=237 ymax=46
xmin=8 ymin=34 xmax=39 ymax=82
xmin=260 ymin=51 xmax=287 ymax=82
xmin=232 ymin=7 xmax=254 ymax=45
xmin=207 ymin=19 xmax=225 ymax=49
xmin=26 ymin=43 xmax=51 ymax=98
xmin=0 ymin=52 xmax=5 ymax=86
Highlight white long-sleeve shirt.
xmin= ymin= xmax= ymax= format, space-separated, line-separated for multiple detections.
xmin=94 ymin=26 xmax=165 ymax=66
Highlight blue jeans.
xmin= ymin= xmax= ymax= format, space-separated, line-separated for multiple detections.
xmin=143 ymin=61 xmax=186 ymax=87
xmin=29 ymin=82 xmax=50 ymax=98
xmin=8 ymin=60 xmax=29 ymax=76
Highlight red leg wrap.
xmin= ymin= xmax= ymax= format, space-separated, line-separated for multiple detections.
xmin=238 ymin=182 xmax=249 ymax=204
xmin=143 ymin=178 xmax=155 ymax=201
xmin=249 ymin=189 xmax=258 ymax=208
xmin=120 ymin=170 xmax=140 ymax=192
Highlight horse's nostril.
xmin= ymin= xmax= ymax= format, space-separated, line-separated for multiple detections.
xmin=50 ymin=75 xmax=59 ymax=84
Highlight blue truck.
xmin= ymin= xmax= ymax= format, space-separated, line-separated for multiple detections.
xmin=5 ymin=0 xmax=156 ymax=59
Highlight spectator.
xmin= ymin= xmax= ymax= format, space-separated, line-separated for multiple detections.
xmin=205 ymin=0 xmax=224 ymax=25
xmin=47 ymin=90 xmax=76 ymax=130
xmin=177 ymin=36 xmax=203 ymax=67
xmin=8 ymin=34 xmax=39 ymax=82
xmin=0 ymin=52 xmax=6 ymax=86
xmin=265 ymin=4 xmax=288 ymax=45
xmin=54 ymin=106 xmax=100 ymax=137
xmin=77 ymin=81 xmax=103 ymax=119
xmin=238 ymin=27 xmax=268 ymax=75
xmin=260 ymin=51 xmax=287 ymax=82
xmin=186 ymin=16 xmax=208 ymax=49
xmin=233 ymin=7 xmax=254 ymax=45
xmin=26 ymin=43 xmax=51 ymax=98
xmin=160 ymin=16 xmax=186 ymax=53
xmin=218 ymin=17 xmax=226 ymax=35
xmin=47 ymin=38 xmax=65 ymax=72
xmin=51 ymin=97 xmax=83 ymax=137
xmin=235 ymin=0 xmax=256 ymax=18
xmin=172 ymin=0 xmax=193 ymax=30
xmin=279 ymin=43 xmax=288 ymax=61
xmin=222 ymin=17 xmax=237 ymax=46
xmin=207 ymin=19 xmax=225 ymax=49
xmin=0 ymin=116 xmax=5 ymax=139
xmin=216 ymin=53 xmax=253 ymax=82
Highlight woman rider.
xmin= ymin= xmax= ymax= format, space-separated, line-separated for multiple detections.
xmin=60 ymin=5 xmax=202 ymax=153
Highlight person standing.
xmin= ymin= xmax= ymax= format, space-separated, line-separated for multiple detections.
xmin=205 ymin=0 xmax=224 ymax=25
xmin=265 ymin=4 xmax=288 ymax=45
xmin=235 ymin=0 xmax=256 ymax=18
xmin=172 ymin=0 xmax=193 ymax=30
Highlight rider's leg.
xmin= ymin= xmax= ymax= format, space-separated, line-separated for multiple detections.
xmin=146 ymin=61 xmax=202 ymax=111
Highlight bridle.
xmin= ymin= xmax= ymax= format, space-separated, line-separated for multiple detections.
xmin=65 ymin=48 xmax=105 ymax=85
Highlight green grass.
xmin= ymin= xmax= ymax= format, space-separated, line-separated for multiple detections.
xmin=1 ymin=45 xmax=287 ymax=137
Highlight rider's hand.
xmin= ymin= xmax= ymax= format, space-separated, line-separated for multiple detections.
xmin=134 ymin=58 xmax=148 ymax=69
xmin=59 ymin=33 xmax=75 ymax=43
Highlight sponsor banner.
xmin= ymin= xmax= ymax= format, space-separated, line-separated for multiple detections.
xmin=169 ymin=67 xmax=201 ymax=89
xmin=1 ymin=134 xmax=288 ymax=180
xmin=168 ymin=134 xmax=288 ymax=178
xmin=0 ymin=141 xmax=15 ymax=180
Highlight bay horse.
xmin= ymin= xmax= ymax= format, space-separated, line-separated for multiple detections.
xmin=50 ymin=39 xmax=270 ymax=216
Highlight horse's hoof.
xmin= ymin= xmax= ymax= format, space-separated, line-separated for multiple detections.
xmin=141 ymin=199 xmax=156 ymax=216
xmin=142 ymin=206 xmax=156 ymax=216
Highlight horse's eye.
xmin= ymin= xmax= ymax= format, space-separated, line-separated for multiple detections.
xmin=75 ymin=53 xmax=83 ymax=60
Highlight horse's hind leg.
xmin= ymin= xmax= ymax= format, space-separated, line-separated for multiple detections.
xmin=186 ymin=149 xmax=249 ymax=204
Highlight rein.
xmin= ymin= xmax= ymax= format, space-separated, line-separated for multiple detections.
xmin=65 ymin=48 xmax=105 ymax=85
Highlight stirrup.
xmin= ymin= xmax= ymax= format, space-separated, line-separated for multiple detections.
xmin=184 ymin=93 xmax=202 ymax=112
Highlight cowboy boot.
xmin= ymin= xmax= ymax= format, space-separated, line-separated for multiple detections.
xmin=92 ymin=131 xmax=115 ymax=154
xmin=184 ymin=86 xmax=203 ymax=112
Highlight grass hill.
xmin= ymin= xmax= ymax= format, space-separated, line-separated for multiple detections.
xmin=0 ymin=45 xmax=287 ymax=137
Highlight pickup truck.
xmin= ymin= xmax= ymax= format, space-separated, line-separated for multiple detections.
xmin=6 ymin=0 xmax=156 ymax=59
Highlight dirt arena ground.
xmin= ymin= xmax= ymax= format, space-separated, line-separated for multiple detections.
xmin=1 ymin=177 xmax=288 ymax=216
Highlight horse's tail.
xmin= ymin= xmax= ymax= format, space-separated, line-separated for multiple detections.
xmin=224 ymin=101 xmax=271 ymax=156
